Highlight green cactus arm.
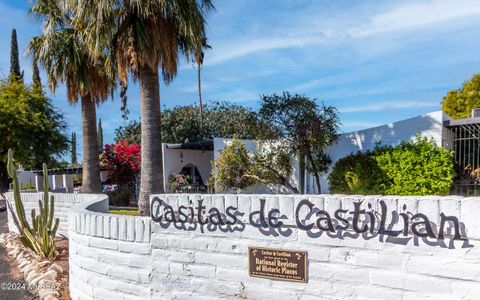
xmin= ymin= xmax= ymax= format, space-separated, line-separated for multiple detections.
xmin=22 ymin=230 xmax=42 ymax=254
xmin=31 ymin=210 xmax=37 ymax=232
xmin=8 ymin=150 xmax=30 ymax=231
xmin=37 ymin=200 xmax=44 ymax=222
xmin=19 ymin=236 xmax=34 ymax=251
xmin=42 ymin=228 xmax=48 ymax=250
xmin=42 ymin=163 xmax=48 ymax=204
xmin=48 ymin=195 xmax=54 ymax=229
xmin=47 ymin=237 xmax=56 ymax=259
xmin=7 ymin=149 xmax=58 ymax=259
xmin=51 ymin=218 xmax=60 ymax=237
xmin=34 ymin=216 xmax=39 ymax=233
xmin=7 ymin=149 xmax=15 ymax=177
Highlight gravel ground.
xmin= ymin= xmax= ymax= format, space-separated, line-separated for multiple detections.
xmin=0 ymin=199 xmax=33 ymax=299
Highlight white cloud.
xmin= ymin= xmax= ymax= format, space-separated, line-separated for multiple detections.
xmin=353 ymin=0 xmax=480 ymax=38
xmin=339 ymin=100 xmax=438 ymax=113
xmin=205 ymin=35 xmax=325 ymax=66
xmin=205 ymin=0 xmax=480 ymax=66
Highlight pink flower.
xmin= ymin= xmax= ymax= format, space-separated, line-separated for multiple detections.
xmin=177 ymin=176 xmax=184 ymax=184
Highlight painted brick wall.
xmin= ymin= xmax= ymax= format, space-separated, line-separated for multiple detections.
xmin=25 ymin=192 xmax=478 ymax=300
xmin=67 ymin=194 xmax=152 ymax=300
xmin=5 ymin=192 xmax=88 ymax=237
xmin=149 ymin=194 xmax=480 ymax=300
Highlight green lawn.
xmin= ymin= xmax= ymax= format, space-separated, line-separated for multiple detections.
xmin=109 ymin=209 xmax=140 ymax=216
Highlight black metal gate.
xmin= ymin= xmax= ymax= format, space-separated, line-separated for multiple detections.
xmin=450 ymin=123 xmax=480 ymax=196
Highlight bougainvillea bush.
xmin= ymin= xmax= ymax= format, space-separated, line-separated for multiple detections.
xmin=101 ymin=140 xmax=141 ymax=185
xmin=101 ymin=141 xmax=141 ymax=206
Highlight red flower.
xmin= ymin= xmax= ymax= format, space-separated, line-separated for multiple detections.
xmin=101 ymin=140 xmax=141 ymax=185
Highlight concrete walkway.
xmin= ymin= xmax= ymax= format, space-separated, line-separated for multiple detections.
xmin=0 ymin=199 xmax=33 ymax=299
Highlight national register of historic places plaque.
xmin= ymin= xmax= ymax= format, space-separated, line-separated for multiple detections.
xmin=248 ymin=246 xmax=308 ymax=283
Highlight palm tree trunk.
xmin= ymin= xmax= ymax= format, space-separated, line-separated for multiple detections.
xmin=81 ymin=95 xmax=102 ymax=193
xmin=197 ymin=61 xmax=203 ymax=135
xmin=138 ymin=66 xmax=164 ymax=216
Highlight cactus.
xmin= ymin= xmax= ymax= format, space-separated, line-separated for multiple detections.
xmin=7 ymin=149 xmax=59 ymax=259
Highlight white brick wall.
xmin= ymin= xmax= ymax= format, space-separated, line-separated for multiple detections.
xmin=9 ymin=192 xmax=478 ymax=299
xmin=67 ymin=193 xmax=152 ymax=300
xmin=149 ymin=194 xmax=480 ymax=300
xmin=5 ymin=192 xmax=93 ymax=237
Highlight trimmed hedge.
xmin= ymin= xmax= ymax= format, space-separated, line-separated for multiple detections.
xmin=328 ymin=136 xmax=455 ymax=196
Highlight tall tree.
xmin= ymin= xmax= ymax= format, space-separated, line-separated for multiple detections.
xmin=97 ymin=118 xmax=103 ymax=151
xmin=78 ymin=0 xmax=214 ymax=214
xmin=115 ymin=120 xmax=141 ymax=145
xmin=32 ymin=59 xmax=42 ymax=92
xmin=9 ymin=28 xmax=23 ymax=82
xmin=71 ymin=132 xmax=77 ymax=166
xmin=0 ymin=79 xmax=68 ymax=192
xmin=258 ymin=92 xmax=340 ymax=193
xmin=28 ymin=0 xmax=115 ymax=193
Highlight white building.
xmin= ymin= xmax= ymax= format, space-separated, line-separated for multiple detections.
xmin=162 ymin=111 xmax=450 ymax=194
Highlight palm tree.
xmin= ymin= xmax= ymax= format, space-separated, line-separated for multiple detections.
xmin=27 ymin=0 xmax=114 ymax=193
xmin=194 ymin=38 xmax=210 ymax=134
xmin=76 ymin=0 xmax=213 ymax=214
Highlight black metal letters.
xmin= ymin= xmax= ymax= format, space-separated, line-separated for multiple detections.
xmin=150 ymin=198 xmax=464 ymax=240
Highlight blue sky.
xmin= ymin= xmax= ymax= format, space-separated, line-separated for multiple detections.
xmin=1 ymin=0 xmax=480 ymax=160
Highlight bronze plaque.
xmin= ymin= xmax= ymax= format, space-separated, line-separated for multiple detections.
xmin=248 ymin=246 xmax=308 ymax=283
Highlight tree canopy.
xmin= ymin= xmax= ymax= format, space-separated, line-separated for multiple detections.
xmin=0 ymin=79 xmax=69 ymax=191
xmin=115 ymin=101 xmax=265 ymax=144
xmin=442 ymin=74 xmax=480 ymax=119
xmin=212 ymin=139 xmax=298 ymax=193
xmin=257 ymin=91 xmax=340 ymax=193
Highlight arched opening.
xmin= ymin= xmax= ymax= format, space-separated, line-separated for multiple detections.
xmin=180 ymin=163 xmax=205 ymax=186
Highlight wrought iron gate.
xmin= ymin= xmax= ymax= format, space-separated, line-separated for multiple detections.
xmin=449 ymin=123 xmax=480 ymax=196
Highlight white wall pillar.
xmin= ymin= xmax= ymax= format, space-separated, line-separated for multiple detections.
xmin=52 ymin=175 xmax=63 ymax=190
xmin=35 ymin=175 xmax=44 ymax=192
xmin=63 ymin=174 xmax=74 ymax=192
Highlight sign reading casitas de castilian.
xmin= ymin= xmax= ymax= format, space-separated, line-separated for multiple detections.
xmin=151 ymin=197 xmax=465 ymax=240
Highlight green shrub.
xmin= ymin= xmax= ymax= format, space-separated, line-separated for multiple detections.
xmin=375 ymin=136 xmax=455 ymax=195
xmin=20 ymin=183 xmax=36 ymax=190
xmin=328 ymin=149 xmax=388 ymax=195
xmin=328 ymin=136 xmax=455 ymax=196
xmin=212 ymin=140 xmax=255 ymax=192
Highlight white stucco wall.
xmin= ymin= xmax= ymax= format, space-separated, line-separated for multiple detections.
xmin=16 ymin=170 xmax=36 ymax=189
xmin=6 ymin=192 xmax=101 ymax=237
xmin=162 ymin=144 xmax=214 ymax=192
xmin=4 ymin=191 xmax=474 ymax=299
xmin=318 ymin=111 xmax=448 ymax=193
xmin=213 ymin=137 xmax=258 ymax=162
